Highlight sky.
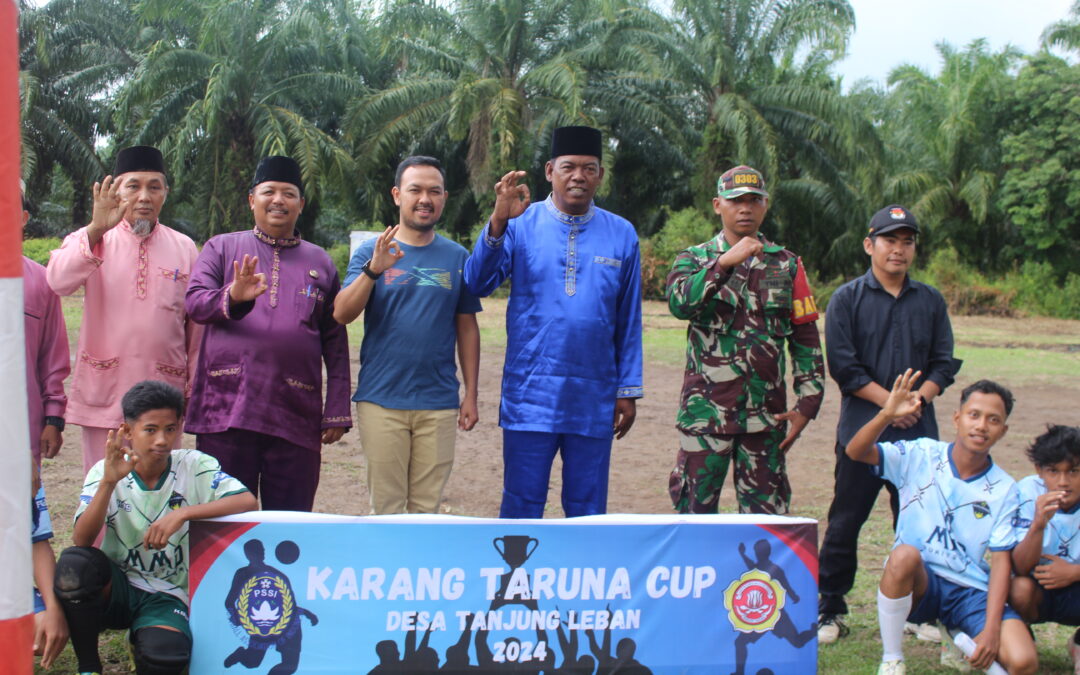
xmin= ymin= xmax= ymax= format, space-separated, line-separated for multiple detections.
xmin=834 ymin=0 xmax=1075 ymax=87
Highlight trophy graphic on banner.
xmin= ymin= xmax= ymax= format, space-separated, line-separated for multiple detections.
xmin=491 ymin=535 xmax=539 ymax=610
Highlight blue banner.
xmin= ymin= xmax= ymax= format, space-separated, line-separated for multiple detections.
xmin=189 ymin=513 xmax=818 ymax=674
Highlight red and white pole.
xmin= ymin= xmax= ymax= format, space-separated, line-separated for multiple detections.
xmin=0 ymin=0 xmax=33 ymax=672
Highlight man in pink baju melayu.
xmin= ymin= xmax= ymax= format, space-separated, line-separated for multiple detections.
xmin=21 ymin=180 xmax=69 ymax=467
xmin=47 ymin=146 xmax=201 ymax=475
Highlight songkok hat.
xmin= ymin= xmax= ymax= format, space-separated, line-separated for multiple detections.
xmin=717 ymin=165 xmax=768 ymax=199
xmin=251 ymin=156 xmax=304 ymax=195
xmin=868 ymin=205 xmax=920 ymax=236
xmin=550 ymin=126 xmax=602 ymax=160
xmin=113 ymin=146 xmax=166 ymax=177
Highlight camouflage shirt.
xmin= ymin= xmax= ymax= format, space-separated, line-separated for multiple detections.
xmin=666 ymin=233 xmax=824 ymax=435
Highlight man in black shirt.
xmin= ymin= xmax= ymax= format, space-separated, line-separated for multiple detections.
xmin=817 ymin=205 xmax=962 ymax=642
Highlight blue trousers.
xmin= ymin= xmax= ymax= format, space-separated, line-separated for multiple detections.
xmin=500 ymin=430 xmax=613 ymax=518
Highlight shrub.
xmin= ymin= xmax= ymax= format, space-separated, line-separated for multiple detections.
xmin=643 ymin=207 xmax=716 ymax=299
xmin=915 ymin=248 xmax=1016 ymax=317
xmin=22 ymin=237 xmax=62 ymax=266
xmin=327 ymin=243 xmax=351 ymax=281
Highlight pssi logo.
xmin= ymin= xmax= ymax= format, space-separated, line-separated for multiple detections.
xmin=734 ymin=174 xmax=759 ymax=186
xmin=723 ymin=570 xmax=785 ymax=633
xmin=889 ymin=208 xmax=905 ymax=220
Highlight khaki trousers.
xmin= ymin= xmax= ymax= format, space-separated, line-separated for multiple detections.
xmin=357 ymin=402 xmax=458 ymax=514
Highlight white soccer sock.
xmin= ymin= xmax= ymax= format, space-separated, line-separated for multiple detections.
xmin=878 ymin=589 xmax=913 ymax=662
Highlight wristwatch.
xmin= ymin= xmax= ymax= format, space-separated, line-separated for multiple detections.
xmin=361 ymin=259 xmax=382 ymax=280
xmin=44 ymin=416 xmax=65 ymax=432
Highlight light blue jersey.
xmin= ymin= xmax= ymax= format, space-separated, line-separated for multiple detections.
xmin=1013 ymin=475 xmax=1080 ymax=561
xmin=876 ymin=438 xmax=1018 ymax=591
xmin=32 ymin=485 xmax=53 ymax=613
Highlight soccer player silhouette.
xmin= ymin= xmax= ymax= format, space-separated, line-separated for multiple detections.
xmin=732 ymin=540 xmax=815 ymax=675
xmin=224 ymin=539 xmax=318 ymax=675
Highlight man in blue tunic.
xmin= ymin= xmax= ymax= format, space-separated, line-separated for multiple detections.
xmin=464 ymin=125 xmax=644 ymax=518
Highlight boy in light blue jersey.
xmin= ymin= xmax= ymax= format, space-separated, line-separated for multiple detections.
xmin=1009 ymin=425 xmax=1080 ymax=670
xmin=845 ymin=371 xmax=1037 ymax=675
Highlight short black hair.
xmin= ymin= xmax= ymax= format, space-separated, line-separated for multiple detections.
xmin=121 ymin=380 xmax=185 ymax=422
xmin=1027 ymin=425 xmax=1080 ymax=468
xmin=394 ymin=156 xmax=444 ymax=187
xmin=959 ymin=379 xmax=1014 ymax=417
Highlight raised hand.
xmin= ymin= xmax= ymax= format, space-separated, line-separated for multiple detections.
xmin=87 ymin=175 xmax=130 ymax=243
xmin=881 ymin=369 xmax=923 ymax=422
xmin=229 ymin=254 xmax=269 ymax=304
xmin=489 ymin=171 xmax=530 ymax=236
xmin=102 ymin=426 xmax=135 ymax=484
xmin=368 ymin=225 xmax=404 ymax=275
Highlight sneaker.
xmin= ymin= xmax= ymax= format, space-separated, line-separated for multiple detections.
xmin=940 ymin=632 xmax=973 ymax=672
xmin=817 ymin=613 xmax=850 ymax=644
xmin=877 ymin=661 xmax=906 ymax=675
xmin=1070 ymin=631 xmax=1080 ymax=675
xmin=905 ymin=621 xmax=942 ymax=642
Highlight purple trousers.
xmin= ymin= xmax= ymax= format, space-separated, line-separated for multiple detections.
xmin=197 ymin=428 xmax=320 ymax=512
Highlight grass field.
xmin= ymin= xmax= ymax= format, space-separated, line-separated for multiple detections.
xmin=34 ymin=297 xmax=1080 ymax=673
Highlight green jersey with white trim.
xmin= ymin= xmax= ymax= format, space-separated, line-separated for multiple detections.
xmin=75 ymin=449 xmax=248 ymax=604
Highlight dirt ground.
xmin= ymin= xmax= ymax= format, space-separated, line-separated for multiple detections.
xmin=38 ymin=308 xmax=1080 ymax=542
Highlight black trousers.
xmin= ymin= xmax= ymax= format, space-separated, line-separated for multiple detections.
xmin=818 ymin=442 xmax=900 ymax=616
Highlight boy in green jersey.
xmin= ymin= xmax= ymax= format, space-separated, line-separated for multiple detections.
xmin=55 ymin=380 xmax=257 ymax=675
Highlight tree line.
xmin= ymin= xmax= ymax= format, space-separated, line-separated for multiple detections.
xmin=17 ymin=0 xmax=1080 ymax=290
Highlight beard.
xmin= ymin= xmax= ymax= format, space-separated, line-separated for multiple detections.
xmin=131 ymin=218 xmax=155 ymax=237
xmin=402 ymin=218 xmax=436 ymax=233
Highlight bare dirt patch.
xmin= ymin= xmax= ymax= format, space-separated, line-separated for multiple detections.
xmin=40 ymin=314 xmax=1080 ymax=536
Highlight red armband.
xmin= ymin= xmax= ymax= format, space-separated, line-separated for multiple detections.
xmin=791 ymin=257 xmax=819 ymax=325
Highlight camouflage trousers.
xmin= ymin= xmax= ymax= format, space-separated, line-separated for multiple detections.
xmin=669 ymin=427 xmax=790 ymax=515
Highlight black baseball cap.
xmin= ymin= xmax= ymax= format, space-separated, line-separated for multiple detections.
xmin=868 ymin=205 xmax=919 ymax=236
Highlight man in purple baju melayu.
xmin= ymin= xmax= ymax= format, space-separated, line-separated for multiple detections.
xmin=184 ymin=156 xmax=351 ymax=511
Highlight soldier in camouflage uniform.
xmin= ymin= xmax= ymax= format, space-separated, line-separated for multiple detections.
xmin=665 ymin=165 xmax=825 ymax=514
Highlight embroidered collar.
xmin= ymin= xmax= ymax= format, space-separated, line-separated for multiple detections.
xmin=253 ymin=226 xmax=301 ymax=248
xmin=544 ymin=195 xmax=595 ymax=227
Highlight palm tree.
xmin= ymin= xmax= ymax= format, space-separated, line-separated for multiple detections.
xmin=1041 ymin=0 xmax=1080 ymax=52
xmin=114 ymin=0 xmax=362 ymax=238
xmin=348 ymin=0 xmax=690 ymax=221
xmin=881 ymin=40 xmax=1019 ymax=267
xmin=18 ymin=0 xmax=138 ymax=233
xmin=659 ymin=0 xmax=882 ymax=274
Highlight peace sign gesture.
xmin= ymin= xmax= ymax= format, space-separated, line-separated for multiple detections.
xmin=489 ymin=170 xmax=530 ymax=237
xmin=228 ymin=254 xmax=269 ymax=304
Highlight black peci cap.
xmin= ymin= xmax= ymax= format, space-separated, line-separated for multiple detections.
xmin=550 ymin=126 xmax=602 ymax=160
xmin=251 ymin=156 xmax=304 ymax=195
xmin=113 ymin=146 xmax=166 ymax=177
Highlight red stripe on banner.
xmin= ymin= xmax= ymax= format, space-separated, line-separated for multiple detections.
xmin=0 ymin=613 xmax=33 ymax=673
xmin=0 ymin=0 xmax=21 ymax=279
xmin=759 ymin=523 xmax=819 ymax=583
xmin=188 ymin=520 xmax=259 ymax=600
